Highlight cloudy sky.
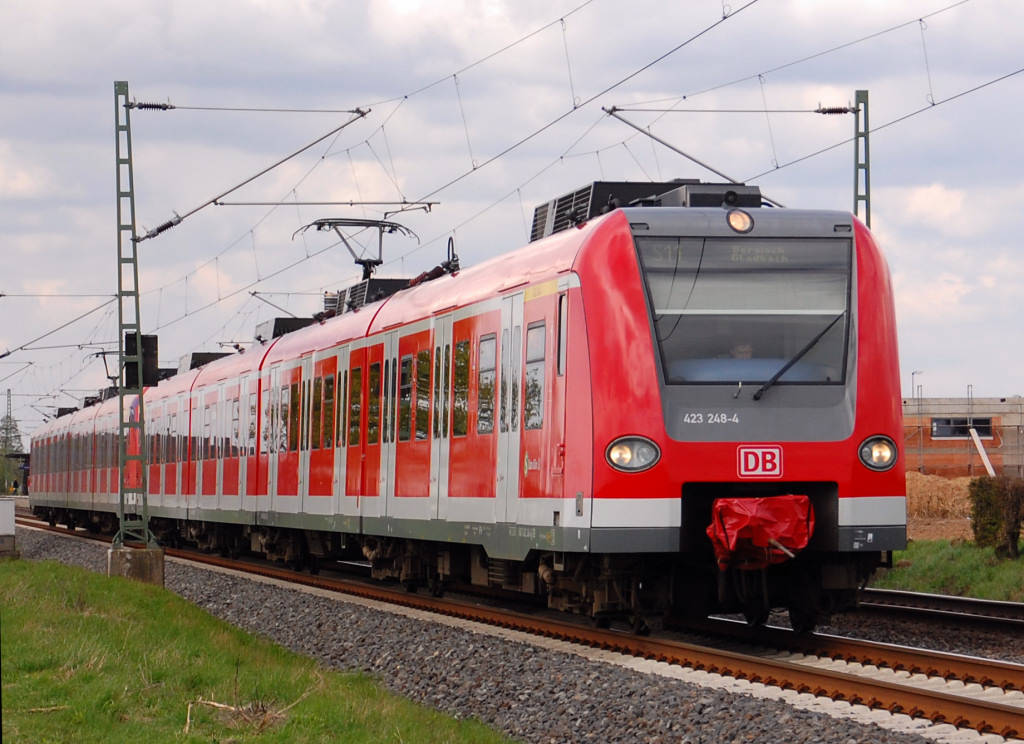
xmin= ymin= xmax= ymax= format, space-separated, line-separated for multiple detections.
xmin=2 ymin=0 xmax=1022 ymax=445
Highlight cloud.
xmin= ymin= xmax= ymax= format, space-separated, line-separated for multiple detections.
xmin=4 ymin=0 xmax=1024 ymax=429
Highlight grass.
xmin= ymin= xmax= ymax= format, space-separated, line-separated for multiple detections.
xmin=873 ymin=539 xmax=1024 ymax=602
xmin=0 ymin=559 xmax=512 ymax=744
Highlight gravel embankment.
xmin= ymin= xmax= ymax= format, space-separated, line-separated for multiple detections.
xmin=15 ymin=529 xmax=1005 ymax=744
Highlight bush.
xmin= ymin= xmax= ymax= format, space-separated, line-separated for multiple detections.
xmin=968 ymin=476 xmax=1024 ymax=558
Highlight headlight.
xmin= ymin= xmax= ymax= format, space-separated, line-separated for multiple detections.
xmin=858 ymin=436 xmax=897 ymax=471
xmin=727 ymin=209 xmax=754 ymax=233
xmin=606 ymin=436 xmax=660 ymax=472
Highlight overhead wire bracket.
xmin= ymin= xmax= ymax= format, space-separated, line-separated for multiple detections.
xmin=133 ymin=108 xmax=370 ymax=242
xmin=603 ymin=106 xmax=786 ymax=207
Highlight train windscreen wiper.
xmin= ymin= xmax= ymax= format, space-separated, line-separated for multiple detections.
xmin=752 ymin=312 xmax=845 ymax=401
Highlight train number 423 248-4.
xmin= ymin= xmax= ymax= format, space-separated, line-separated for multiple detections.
xmin=683 ymin=412 xmax=740 ymax=424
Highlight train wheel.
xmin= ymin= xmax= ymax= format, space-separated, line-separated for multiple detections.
xmin=788 ymin=606 xmax=818 ymax=634
xmin=628 ymin=613 xmax=651 ymax=636
xmin=743 ymin=608 xmax=769 ymax=628
xmin=427 ymin=573 xmax=445 ymax=598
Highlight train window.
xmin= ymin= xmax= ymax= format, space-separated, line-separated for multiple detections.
xmin=433 ymin=346 xmax=441 ymax=439
xmin=557 ymin=293 xmax=567 ymax=377
xmin=262 ymin=387 xmax=273 ymax=455
xmin=231 ymin=398 xmax=241 ymax=458
xmin=511 ymin=327 xmax=521 ymax=432
xmin=380 ymin=360 xmax=387 ymax=442
xmin=500 ymin=329 xmax=509 ymax=433
xmin=289 ymin=382 xmax=301 ymax=452
xmin=368 ymin=363 xmax=381 ymax=445
xmin=167 ymin=413 xmax=175 ymax=463
xmin=399 ymin=355 xmax=413 ymax=442
xmin=323 ymin=374 xmax=335 ymax=449
xmin=222 ymin=401 xmax=231 ymax=458
xmin=478 ymin=335 xmax=496 ymax=434
xmin=203 ymin=405 xmax=212 ymax=460
xmin=452 ymin=341 xmax=470 ymax=437
xmin=160 ymin=416 xmax=168 ymax=465
xmin=213 ymin=406 xmax=220 ymax=460
xmin=164 ymin=414 xmax=172 ymax=464
xmin=312 ymin=377 xmax=323 ymax=450
xmin=636 ymin=236 xmax=851 ymax=386
xmin=416 ymin=349 xmax=430 ymax=440
xmin=216 ymin=403 xmax=224 ymax=460
xmin=157 ymin=414 xmax=164 ymax=465
xmin=301 ymin=380 xmax=310 ymax=451
xmin=389 ymin=357 xmax=398 ymax=444
xmin=525 ymin=323 xmax=546 ymax=430
xmin=176 ymin=412 xmax=183 ymax=463
xmin=340 ymin=370 xmax=349 ymax=448
xmin=443 ymin=344 xmax=451 ymax=438
xmin=150 ymin=415 xmax=159 ymax=464
xmin=277 ymin=388 xmax=288 ymax=454
xmin=247 ymin=394 xmax=257 ymax=456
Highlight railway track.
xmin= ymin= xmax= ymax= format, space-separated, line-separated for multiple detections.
xmin=14 ymin=514 xmax=1024 ymax=740
xmin=861 ymin=587 xmax=1024 ymax=631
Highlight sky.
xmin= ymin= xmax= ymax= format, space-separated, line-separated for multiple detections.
xmin=2 ymin=0 xmax=1023 ymax=448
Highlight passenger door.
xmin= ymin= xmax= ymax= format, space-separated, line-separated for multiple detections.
xmin=430 ymin=314 xmax=453 ymax=520
xmin=380 ymin=331 xmax=399 ymax=510
xmin=496 ymin=294 xmax=524 ymax=523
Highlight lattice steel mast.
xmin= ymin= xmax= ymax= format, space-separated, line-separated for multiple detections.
xmin=853 ymin=90 xmax=871 ymax=227
xmin=113 ymin=81 xmax=156 ymax=547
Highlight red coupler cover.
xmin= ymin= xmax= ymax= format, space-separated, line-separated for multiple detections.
xmin=706 ymin=494 xmax=815 ymax=570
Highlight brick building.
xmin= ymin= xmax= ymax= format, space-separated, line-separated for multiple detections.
xmin=902 ymin=396 xmax=1024 ymax=478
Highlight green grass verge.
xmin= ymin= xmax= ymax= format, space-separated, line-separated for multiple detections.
xmin=1 ymin=559 xmax=512 ymax=744
xmin=873 ymin=539 xmax=1024 ymax=602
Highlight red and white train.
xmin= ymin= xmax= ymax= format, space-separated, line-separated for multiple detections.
xmin=30 ymin=180 xmax=906 ymax=630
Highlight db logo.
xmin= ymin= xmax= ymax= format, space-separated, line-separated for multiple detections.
xmin=737 ymin=446 xmax=783 ymax=478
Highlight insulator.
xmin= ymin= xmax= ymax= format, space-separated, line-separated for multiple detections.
xmin=140 ymin=214 xmax=182 ymax=241
xmin=132 ymin=101 xmax=175 ymax=110
xmin=815 ymin=106 xmax=853 ymax=115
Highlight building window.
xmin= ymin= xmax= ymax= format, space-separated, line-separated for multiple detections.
xmin=931 ymin=417 xmax=993 ymax=439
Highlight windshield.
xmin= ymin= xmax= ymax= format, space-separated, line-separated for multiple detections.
xmin=636 ymin=236 xmax=851 ymax=386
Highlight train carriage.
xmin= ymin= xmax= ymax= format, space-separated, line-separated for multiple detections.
xmin=31 ymin=181 xmax=906 ymax=630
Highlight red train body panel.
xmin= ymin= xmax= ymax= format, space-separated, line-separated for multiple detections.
xmin=31 ymin=182 xmax=906 ymax=629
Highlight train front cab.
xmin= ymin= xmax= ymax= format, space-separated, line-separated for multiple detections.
xmin=579 ymin=205 xmax=906 ymax=629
